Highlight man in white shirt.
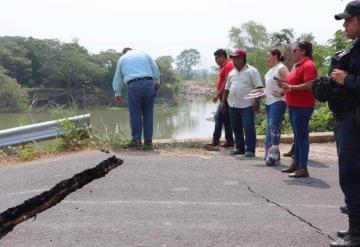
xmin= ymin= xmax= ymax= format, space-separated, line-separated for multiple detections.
xmin=221 ymin=49 xmax=263 ymax=157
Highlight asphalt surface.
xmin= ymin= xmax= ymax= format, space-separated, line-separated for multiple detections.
xmin=0 ymin=143 xmax=346 ymax=247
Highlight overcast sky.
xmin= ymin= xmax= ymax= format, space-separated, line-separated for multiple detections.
xmin=0 ymin=0 xmax=351 ymax=67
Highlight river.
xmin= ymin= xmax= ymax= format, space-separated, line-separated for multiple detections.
xmin=0 ymin=100 xmax=217 ymax=140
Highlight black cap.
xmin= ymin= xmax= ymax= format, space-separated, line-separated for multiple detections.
xmin=335 ymin=0 xmax=360 ymax=20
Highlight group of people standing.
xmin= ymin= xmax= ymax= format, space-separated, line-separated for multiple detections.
xmin=111 ymin=1 xmax=360 ymax=245
xmin=208 ymin=40 xmax=316 ymax=179
xmin=206 ymin=1 xmax=360 ymax=245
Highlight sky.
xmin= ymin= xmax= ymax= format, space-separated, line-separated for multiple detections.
xmin=0 ymin=0 xmax=351 ymax=67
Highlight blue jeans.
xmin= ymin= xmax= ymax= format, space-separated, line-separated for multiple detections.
xmin=127 ymin=79 xmax=156 ymax=142
xmin=334 ymin=111 xmax=360 ymax=217
xmin=229 ymin=106 xmax=256 ymax=153
xmin=288 ymin=106 xmax=314 ymax=168
xmin=213 ymin=102 xmax=234 ymax=144
xmin=265 ymin=101 xmax=286 ymax=162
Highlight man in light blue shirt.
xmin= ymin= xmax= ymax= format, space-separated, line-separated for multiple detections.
xmin=112 ymin=48 xmax=160 ymax=148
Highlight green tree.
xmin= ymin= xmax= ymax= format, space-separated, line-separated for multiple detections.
xmin=156 ymin=55 xmax=179 ymax=100
xmin=328 ymin=30 xmax=352 ymax=52
xmin=175 ymin=49 xmax=201 ymax=79
xmin=0 ymin=66 xmax=29 ymax=111
xmin=229 ymin=21 xmax=269 ymax=49
xmin=92 ymin=49 xmax=122 ymax=94
xmin=270 ymin=29 xmax=295 ymax=46
xmin=299 ymin=33 xmax=316 ymax=42
xmin=156 ymin=56 xmax=178 ymax=84
xmin=0 ymin=37 xmax=32 ymax=86
xmin=24 ymin=37 xmax=63 ymax=87
xmin=229 ymin=26 xmax=245 ymax=48
xmin=246 ymin=49 xmax=268 ymax=80
xmin=313 ymin=44 xmax=331 ymax=76
xmin=312 ymin=30 xmax=352 ymax=77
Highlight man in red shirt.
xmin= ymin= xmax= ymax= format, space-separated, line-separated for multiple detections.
xmin=207 ymin=49 xmax=234 ymax=147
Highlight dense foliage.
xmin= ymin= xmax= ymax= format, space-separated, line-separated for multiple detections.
xmin=0 ymin=36 xmax=180 ymax=110
xmin=175 ymin=49 xmax=201 ymax=79
xmin=0 ymin=66 xmax=29 ymax=111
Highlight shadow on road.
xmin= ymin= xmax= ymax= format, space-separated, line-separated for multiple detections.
xmin=308 ymin=159 xmax=330 ymax=168
xmin=283 ymin=177 xmax=331 ymax=189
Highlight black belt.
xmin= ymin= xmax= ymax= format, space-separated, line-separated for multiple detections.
xmin=127 ymin=77 xmax=153 ymax=84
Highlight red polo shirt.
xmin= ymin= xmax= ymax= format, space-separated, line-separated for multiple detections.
xmin=285 ymin=57 xmax=317 ymax=108
xmin=215 ymin=59 xmax=234 ymax=98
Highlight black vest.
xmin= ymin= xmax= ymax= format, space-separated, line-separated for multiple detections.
xmin=329 ymin=36 xmax=360 ymax=113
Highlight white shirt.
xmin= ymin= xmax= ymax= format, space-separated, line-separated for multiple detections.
xmin=225 ymin=64 xmax=263 ymax=108
xmin=264 ymin=63 xmax=286 ymax=105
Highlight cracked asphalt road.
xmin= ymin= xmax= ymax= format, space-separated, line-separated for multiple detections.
xmin=0 ymin=143 xmax=345 ymax=247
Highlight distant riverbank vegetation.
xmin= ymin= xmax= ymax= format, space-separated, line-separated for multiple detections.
xmin=0 ymin=36 xmax=212 ymax=112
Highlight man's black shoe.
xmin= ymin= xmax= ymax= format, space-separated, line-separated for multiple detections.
xmin=341 ymin=206 xmax=349 ymax=215
xmin=222 ymin=142 xmax=234 ymax=148
xmin=337 ymin=230 xmax=349 ymax=238
xmin=330 ymin=235 xmax=360 ymax=246
xmin=143 ymin=140 xmax=153 ymax=150
xmin=230 ymin=149 xmax=245 ymax=155
xmin=128 ymin=140 xmax=142 ymax=149
xmin=206 ymin=141 xmax=220 ymax=147
xmin=245 ymin=151 xmax=255 ymax=157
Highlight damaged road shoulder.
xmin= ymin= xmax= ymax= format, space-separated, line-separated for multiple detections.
xmin=0 ymin=155 xmax=123 ymax=238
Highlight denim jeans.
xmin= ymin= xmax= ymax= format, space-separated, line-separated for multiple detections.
xmin=127 ymin=79 xmax=156 ymax=142
xmin=335 ymin=112 xmax=360 ymax=217
xmin=288 ymin=106 xmax=314 ymax=168
xmin=265 ymin=101 xmax=286 ymax=162
xmin=229 ymin=106 xmax=256 ymax=153
xmin=213 ymin=102 xmax=234 ymax=144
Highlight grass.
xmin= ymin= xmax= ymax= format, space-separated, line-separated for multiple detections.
xmin=0 ymin=100 xmax=335 ymax=163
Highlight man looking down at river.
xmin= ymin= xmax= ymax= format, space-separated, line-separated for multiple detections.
xmin=221 ymin=49 xmax=263 ymax=157
xmin=112 ymin=48 xmax=160 ymax=149
xmin=206 ymin=49 xmax=234 ymax=148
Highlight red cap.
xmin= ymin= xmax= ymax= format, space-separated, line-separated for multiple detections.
xmin=230 ymin=49 xmax=247 ymax=58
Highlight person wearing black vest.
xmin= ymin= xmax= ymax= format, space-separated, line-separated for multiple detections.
xmin=329 ymin=1 xmax=360 ymax=246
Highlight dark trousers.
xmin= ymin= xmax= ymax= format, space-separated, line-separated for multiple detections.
xmin=127 ymin=79 xmax=156 ymax=142
xmin=288 ymin=106 xmax=314 ymax=168
xmin=213 ymin=102 xmax=234 ymax=144
xmin=335 ymin=113 xmax=360 ymax=217
xmin=229 ymin=106 xmax=256 ymax=153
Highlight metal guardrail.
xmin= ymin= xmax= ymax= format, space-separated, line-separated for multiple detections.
xmin=0 ymin=114 xmax=91 ymax=147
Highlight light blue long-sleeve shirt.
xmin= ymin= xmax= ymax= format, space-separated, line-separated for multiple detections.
xmin=112 ymin=50 xmax=160 ymax=96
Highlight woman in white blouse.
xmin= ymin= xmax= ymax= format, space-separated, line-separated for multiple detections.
xmin=264 ymin=49 xmax=289 ymax=165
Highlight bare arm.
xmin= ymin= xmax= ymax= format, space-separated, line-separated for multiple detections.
xmin=282 ymin=80 xmax=314 ymax=91
xmin=278 ymin=66 xmax=289 ymax=80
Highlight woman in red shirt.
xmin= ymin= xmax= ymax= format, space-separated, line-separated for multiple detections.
xmin=279 ymin=41 xmax=317 ymax=178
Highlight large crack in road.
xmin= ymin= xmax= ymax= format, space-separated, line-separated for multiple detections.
xmin=0 ymin=155 xmax=123 ymax=238
xmin=247 ymin=186 xmax=335 ymax=241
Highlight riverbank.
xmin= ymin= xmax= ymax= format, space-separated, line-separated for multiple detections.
xmin=180 ymin=81 xmax=213 ymax=95
xmin=0 ymin=131 xmax=335 ymax=166
xmin=152 ymin=131 xmax=335 ymax=148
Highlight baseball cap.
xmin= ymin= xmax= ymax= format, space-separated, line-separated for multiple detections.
xmin=335 ymin=0 xmax=360 ymax=20
xmin=229 ymin=49 xmax=247 ymax=58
